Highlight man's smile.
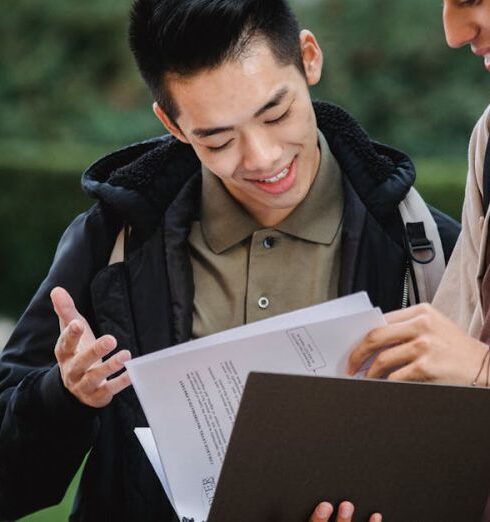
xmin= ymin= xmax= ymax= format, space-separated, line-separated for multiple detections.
xmin=247 ymin=156 xmax=297 ymax=194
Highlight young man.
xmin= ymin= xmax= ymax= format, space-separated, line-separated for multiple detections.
xmin=0 ymin=1 xmax=457 ymax=521
xmin=348 ymin=0 xmax=490 ymax=390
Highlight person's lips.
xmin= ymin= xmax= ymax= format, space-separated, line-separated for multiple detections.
xmin=248 ymin=157 xmax=297 ymax=194
xmin=256 ymin=165 xmax=290 ymax=184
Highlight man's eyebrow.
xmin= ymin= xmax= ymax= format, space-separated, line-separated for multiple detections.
xmin=191 ymin=86 xmax=290 ymax=139
xmin=192 ymin=125 xmax=234 ymax=138
xmin=253 ymin=86 xmax=289 ymax=118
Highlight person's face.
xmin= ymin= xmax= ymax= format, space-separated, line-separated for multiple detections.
xmin=154 ymin=31 xmax=323 ymax=227
xmin=443 ymin=0 xmax=490 ymax=71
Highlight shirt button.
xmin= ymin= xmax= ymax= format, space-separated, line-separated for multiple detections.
xmin=258 ymin=296 xmax=270 ymax=309
xmin=263 ymin=236 xmax=275 ymax=249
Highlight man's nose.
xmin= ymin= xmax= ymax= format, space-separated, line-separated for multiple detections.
xmin=241 ymin=131 xmax=282 ymax=173
xmin=443 ymin=6 xmax=477 ymax=49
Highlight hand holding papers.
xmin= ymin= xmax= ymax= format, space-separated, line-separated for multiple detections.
xmin=126 ymin=292 xmax=384 ymax=522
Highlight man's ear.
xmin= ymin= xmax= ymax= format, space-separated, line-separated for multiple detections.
xmin=299 ymin=30 xmax=323 ymax=87
xmin=152 ymin=102 xmax=190 ymax=144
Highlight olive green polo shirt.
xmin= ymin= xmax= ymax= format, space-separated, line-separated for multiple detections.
xmin=188 ymin=131 xmax=344 ymax=339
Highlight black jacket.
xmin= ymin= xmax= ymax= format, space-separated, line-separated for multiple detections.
xmin=0 ymin=102 xmax=460 ymax=521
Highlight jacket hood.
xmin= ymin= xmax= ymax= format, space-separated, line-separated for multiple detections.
xmin=82 ymin=101 xmax=415 ymax=230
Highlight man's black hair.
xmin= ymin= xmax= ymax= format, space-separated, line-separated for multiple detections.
xmin=129 ymin=0 xmax=304 ymax=123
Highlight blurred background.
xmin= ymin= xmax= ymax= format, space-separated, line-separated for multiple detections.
xmin=1 ymin=0 xmax=489 ymax=519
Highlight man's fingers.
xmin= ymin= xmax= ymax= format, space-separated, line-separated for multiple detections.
xmin=51 ymin=287 xmax=82 ymax=329
xmin=54 ymin=320 xmax=84 ymax=364
xmin=105 ymin=369 xmax=132 ymax=396
xmin=78 ymin=350 xmax=131 ymax=394
xmin=365 ymin=343 xmax=417 ymax=379
xmin=309 ymin=502 xmax=334 ymax=522
xmin=91 ymin=370 xmax=132 ymax=406
xmin=336 ymin=501 xmax=354 ymax=522
xmin=67 ymin=335 xmax=118 ymax=382
xmin=309 ymin=501 xmax=381 ymax=522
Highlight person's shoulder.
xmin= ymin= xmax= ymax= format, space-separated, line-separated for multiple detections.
xmin=466 ymin=105 xmax=490 ymax=177
xmin=472 ymin=104 xmax=490 ymax=143
xmin=479 ymin=103 xmax=490 ymax=123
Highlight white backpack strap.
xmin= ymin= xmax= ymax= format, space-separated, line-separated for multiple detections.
xmin=398 ymin=188 xmax=446 ymax=303
xmin=108 ymin=228 xmax=126 ymax=265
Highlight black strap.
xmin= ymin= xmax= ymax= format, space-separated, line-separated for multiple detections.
xmin=483 ymin=136 xmax=490 ymax=215
xmin=405 ymin=221 xmax=435 ymax=265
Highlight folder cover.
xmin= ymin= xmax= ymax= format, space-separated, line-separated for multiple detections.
xmin=208 ymin=373 xmax=490 ymax=522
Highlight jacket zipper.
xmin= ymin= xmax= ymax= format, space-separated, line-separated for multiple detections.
xmin=402 ymin=261 xmax=410 ymax=309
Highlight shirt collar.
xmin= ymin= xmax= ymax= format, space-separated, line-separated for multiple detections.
xmin=199 ymin=130 xmax=343 ymax=254
xmin=200 ymin=167 xmax=258 ymax=254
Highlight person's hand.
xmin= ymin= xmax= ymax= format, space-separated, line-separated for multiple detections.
xmin=51 ymin=286 xmax=132 ymax=407
xmin=348 ymin=303 xmax=489 ymax=385
xmin=309 ymin=501 xmax=382 ymax=522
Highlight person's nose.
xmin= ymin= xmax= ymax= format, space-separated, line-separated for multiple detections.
xmin=443 ymin=5 xmax=478 ymax=49
xmin=241 ymin=130 xmax=282 ymax=173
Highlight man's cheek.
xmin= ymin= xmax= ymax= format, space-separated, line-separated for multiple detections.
xmin=210 ymin=158 xmax=240 ymax=181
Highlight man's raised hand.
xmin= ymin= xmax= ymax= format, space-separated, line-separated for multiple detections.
xmin=51 ymin=286 xmax=132 ymax=408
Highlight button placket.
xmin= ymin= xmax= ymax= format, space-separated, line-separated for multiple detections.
xmin=247 ymin=230 xmax=282 ymax=321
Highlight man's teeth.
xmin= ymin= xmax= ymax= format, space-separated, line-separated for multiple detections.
xmin=259 ymin=167 xmax=290 ymax=184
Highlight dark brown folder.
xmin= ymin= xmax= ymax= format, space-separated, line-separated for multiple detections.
xmin=208 ymin=373 xmax=490 ymax=522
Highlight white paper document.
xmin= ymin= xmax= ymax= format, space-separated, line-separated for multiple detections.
xmin=125 ymin=292 xmax=385 ymax=522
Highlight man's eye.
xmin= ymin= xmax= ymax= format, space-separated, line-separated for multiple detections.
xmin=265 ymin=107 xmax=291 ymax=125
xmin=206 ymin=140 xmax=233 ymax=152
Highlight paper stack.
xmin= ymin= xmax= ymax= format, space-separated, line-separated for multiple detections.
xmin=125 ymin=292 xmax=384 ymax=522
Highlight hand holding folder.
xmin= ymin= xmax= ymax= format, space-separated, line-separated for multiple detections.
xmin=309 ymin=501 xmax=381 ymax=522
xmin=183 ymin=500 xmax=382 ymax=522
xmin=127 ymin=293 xmax=490 ymax=521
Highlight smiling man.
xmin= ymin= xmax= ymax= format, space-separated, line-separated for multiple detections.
xmin=153 ymin=37 xmax=322 ymax=229
xmin=0 ymin=1 xmax=459 ymax=521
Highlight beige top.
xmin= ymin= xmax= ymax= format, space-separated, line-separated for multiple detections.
xmin=188 ymin=131 xmax=344 ymax=339
xmin=432 ymin=104 xmax=490 ymax=337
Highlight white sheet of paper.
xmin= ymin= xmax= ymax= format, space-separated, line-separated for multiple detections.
xmin=127 ymin=293 xmax=385 ymax=522
xmin=128 ymin=291 xmax=373 ymax=366
xmin=134 ymin=427 xmax=175 ymax=511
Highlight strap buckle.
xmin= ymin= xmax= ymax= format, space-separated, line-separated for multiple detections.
xmin=405 ymin=222 xmax=435 ymax=265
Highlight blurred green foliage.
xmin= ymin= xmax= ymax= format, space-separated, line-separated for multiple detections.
xmin=0 ymin=158 xmax=90 ymax=319
xmin=0 ymin=0 xmax=489 ymax=152
xmin=298 ymin=0 xmax=490 ymax=156
xmin=415 ymin=157 xmax=467 ymax=221
xmin=0 ymin=0 xmax=160 ymax=146
xmin=1 ymin=0 xmax=489 ymax=154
